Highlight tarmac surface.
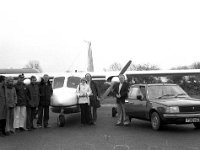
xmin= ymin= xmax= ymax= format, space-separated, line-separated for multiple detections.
xmin=1 ymin=105 xmax=200 ymax=150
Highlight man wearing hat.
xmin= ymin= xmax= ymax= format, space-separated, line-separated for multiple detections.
xmin=14 ymin=74 xmax=27 ymax=131
xmin=5 ymin=76 xmax=17 ymax=134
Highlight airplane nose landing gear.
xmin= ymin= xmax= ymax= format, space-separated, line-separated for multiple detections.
xmin=57 ymin=108 xmax=65 ymax=127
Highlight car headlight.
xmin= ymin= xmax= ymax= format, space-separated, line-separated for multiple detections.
xmin=165 ymin=106 xmax=179 ymax=113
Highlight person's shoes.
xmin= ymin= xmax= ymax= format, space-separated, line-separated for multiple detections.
xmin=15 ymin=128 xmax=20 ymax=132
xmin=27 ymin=128 xmax=32 ymax=131
xmin=31 ymin=127 xmax=37 ymax=130
xmin=5 ymin=132 xmax=10 ymax=136
xmin=88 ymin=122 xmax=95 ymax=125
xmin=37 ymin=125 xmax=42 ymax=128
xmin=44 ymin=125 xmax=51 ymax=128
xmin=123 ymin=122 xmax=130 ymax=126
xmin=10 ymin=130 xmax=15 ymax=134
xmin=19 ymin=127 xmax=26 ymax=131
xmin=115 ymin=122 xmax=123 ymax=126
xmin=0 ymin=132 xmax=6 ymax=137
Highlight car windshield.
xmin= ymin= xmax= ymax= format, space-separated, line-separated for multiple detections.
xmin=67 ymin=76 xmax=81 ymax=88
xmin=53 ymin=77 xmax=65 ymax=89
xmin=148 ymin=85 xmax=189 ymax=100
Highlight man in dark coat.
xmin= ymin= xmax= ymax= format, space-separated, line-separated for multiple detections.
xmin=85 ymin=73 xmax=100 ymax=125
xmin=37 ymin=74 xmax=53 ymax=128
xmin=0 ymin=76 xmax=7 ymax=136
xmin=26 ymin=76 xmax=40 ymax=130
xmin=113 ymin=74 xmax=130 ymax=126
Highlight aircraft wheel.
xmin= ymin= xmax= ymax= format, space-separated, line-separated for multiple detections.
xmin=193 ymin=122 xmax=200 ymax=129
xmin=57 ymin=114 xmax=65 ymax=127
xmin=129 ymin=116 xmax=132 ymax=122
xmin=112 ymin=107 xmax=117 ymax=117
xmin=151 ymin=112 xmax=161 ymax=131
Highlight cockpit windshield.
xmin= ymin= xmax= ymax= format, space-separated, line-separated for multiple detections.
xmin=53 ymin=77 xmax=65 ymax=89
xmin=67 ymin=76 xmax=81 ymax=88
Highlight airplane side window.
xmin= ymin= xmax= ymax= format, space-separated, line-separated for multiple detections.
xmin=67 ymin=76 xmax=81 ymax=88
xmin=53 ymin=77 xmax=65 ymax=89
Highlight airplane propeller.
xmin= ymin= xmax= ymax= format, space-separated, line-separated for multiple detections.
xmin=101 ymin=60 xmax=132 ymax=100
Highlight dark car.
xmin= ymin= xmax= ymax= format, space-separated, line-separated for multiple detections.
xmin=124 ymin=83 xmax=200 ymax=130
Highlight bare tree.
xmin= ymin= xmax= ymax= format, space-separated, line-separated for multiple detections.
xmin=103 ymin=62 xmax=122 ymax=71
xmin=25 ymin=60 xmax=43 ymax=73
xmin=190 ymin=62 xmax=200 ymax=69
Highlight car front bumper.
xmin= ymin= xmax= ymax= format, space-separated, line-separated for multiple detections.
xmin=162 ymin=113 xmax=200 ymax=124
xmin=163 ymin=113 xmax=200 ymax=118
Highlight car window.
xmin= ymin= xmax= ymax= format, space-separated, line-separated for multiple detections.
xmin=148 ymin=85 xmax=188 ymax=99
xmin=67 ymin=76 xmax=81 ymax=88
xmin=53 ymin=77 xmax=65 ymax=89
xmin=140 ymin=86 xmax=146 ymax=99
xmin=128 ymin=87 xmax=143 ymax=99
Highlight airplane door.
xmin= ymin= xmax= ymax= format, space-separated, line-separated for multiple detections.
xmin=125 ymin=86 xmax=147 ymax=119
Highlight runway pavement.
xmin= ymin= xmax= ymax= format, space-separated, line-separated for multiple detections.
xmin=1 ymin=106 xmax=200 ymax=150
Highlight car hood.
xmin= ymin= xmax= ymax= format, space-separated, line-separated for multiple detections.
xmin=151 ymin=97 xmax=200 ymax=106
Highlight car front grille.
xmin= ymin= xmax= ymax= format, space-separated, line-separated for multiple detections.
xmin=179 ymin=106 xmax=200 ymax=113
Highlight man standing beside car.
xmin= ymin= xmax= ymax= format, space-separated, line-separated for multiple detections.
xmin=113 ymin=74 xmax=130 ymax=126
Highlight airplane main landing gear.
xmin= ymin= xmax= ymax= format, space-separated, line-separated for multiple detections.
xmin=57 ymin=114 xmax=65 ymax=127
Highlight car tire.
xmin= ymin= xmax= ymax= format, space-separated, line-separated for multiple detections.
xmin=151 ymin=112 xmax=161 ymax=131
xmin=112 ymin=107 xmax=117 ymax=117
xmin=193 ymin=122 xmax=200 ymax=129
xmin=57 ymin=114 xmax=65 ymax=127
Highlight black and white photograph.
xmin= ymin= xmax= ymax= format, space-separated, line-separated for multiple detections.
xmin=0 ymin=0 xmax=200 ymax=150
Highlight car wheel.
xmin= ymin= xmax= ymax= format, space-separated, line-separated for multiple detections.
xmin=57 ymin=114 xmax=65 ymax=127
xmin=151 ymin=112 xmax=161 ymax=131
xmin=193 ymin=122 xmax=200 ymax=129
xmin=112 ymin=107 xmax=117 ymax=117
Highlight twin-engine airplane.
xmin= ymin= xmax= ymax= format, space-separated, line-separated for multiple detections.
xmin=1 ymin=43 xmax=200 ymax=127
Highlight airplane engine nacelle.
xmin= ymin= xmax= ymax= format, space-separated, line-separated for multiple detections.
xmin=51 ymin=87 xmax=78 ymax=106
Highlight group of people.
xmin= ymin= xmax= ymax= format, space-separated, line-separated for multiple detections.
xmin=76 ymin=73 xmax=100 ymax=125
xmin=77 ymin=73 xmax=130 ymax=126
xmin=0 ymin=74 xmax=53 ymax=137
xmin=0 ymin=72 xmax=130 ymax=137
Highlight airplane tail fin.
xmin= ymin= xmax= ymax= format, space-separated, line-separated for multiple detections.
xmin=87 ymin=42 xmax=94 ymax=72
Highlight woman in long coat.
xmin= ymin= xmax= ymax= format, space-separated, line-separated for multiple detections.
xmin=76 ymin=77 xmax=92 ymax=125
xmin=0 ymin=76 xmax=7 ymax=136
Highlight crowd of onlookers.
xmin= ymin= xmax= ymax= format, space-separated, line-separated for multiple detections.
xmin=0 ymin=74 xmax=53 ymax=137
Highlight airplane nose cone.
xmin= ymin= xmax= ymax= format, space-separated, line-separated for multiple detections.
xmin=51 ymin=87 xmax=78 ymax=106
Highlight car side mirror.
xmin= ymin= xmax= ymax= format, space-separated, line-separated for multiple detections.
xmin=137 ymin=95 xmax=142 ymax=100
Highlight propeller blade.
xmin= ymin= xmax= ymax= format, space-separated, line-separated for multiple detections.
xmin=102 ymin=82 xmax=116 ymax=99
xmin=102 ymin=60 xmax=132 ymax=99
xmin=119 ymin=60 xmax=132 ymax=75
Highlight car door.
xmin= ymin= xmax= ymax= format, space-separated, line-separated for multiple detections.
xmin=125 ymin=85 xmax=147 ymax=119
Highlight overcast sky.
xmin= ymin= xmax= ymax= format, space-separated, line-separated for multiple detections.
xmin=0 ymin=0 xmax=200 ymax=72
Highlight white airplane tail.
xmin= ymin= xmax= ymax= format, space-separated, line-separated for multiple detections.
xmin=87 ymin=42 xmax=94 ymax=72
